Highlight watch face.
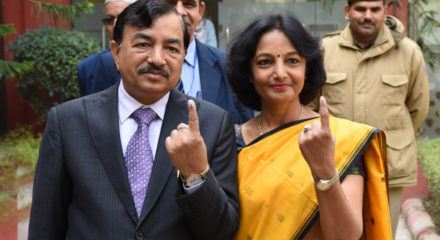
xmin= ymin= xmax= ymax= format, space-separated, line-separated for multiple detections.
xmin=317 ymin=182 xmax=330 ymax=191
xmin=187 ymin=175 xmax=202 ymax=183
xmin=186 ymin=174 xmax=203 ymax=187
xmin=313 ymin=169 xmax=339 ymax=191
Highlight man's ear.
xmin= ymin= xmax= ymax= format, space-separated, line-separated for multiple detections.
xmin=198 ymin=1 xmax=205 ymax=18
xmin=344 ymin=5 xmax=350 ymax=21
xmin=110 ymin=40 xmax=120 ymax=71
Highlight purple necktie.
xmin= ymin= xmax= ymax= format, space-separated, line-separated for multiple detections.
xmin=125 ymin=107 xmax=158 ymax=216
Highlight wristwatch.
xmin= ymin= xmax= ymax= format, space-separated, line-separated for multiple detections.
xmin=311 ymin=169 xmax=339 ymax=191
xmin=177 ymin=165 xmax=210 ymax=188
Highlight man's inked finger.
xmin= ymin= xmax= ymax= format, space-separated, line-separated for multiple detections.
xmin=187 ymin=99 xmax=200 ymax=133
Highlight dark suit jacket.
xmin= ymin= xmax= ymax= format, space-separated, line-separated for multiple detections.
xmin=195 ymin=39 xmax=253 ymax=124
xmin=28 ymin=85 xmax=239 ymax=240
xmin=77 ymin=49 xmax=120 ymax=96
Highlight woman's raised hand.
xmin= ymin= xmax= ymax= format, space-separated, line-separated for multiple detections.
xmin=298 ymin=96 xmax=336 ymax=180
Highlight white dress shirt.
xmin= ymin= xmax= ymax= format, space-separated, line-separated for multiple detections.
xmin=118 ymin=83 xmax=168 ymax=158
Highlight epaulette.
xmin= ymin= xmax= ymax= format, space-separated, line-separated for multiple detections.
xmin=322 ymin=24 xmax=347 ymax=39
xmin=322 ymin=30 xmax=341 ymax=38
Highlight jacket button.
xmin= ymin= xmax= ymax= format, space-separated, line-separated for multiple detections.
xmin=135 ymin=232 xmax=144 ymax=240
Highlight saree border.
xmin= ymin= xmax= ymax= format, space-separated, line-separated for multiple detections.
xmin=247 ymin=117 xmax=318 ymax=147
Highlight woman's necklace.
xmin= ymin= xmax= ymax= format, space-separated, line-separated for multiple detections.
xmin=257 ymin=105 xmax=303 ymax=136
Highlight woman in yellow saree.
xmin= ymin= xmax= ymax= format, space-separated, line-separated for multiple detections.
xmin=226 ymin=13 xmax=392 ymax=239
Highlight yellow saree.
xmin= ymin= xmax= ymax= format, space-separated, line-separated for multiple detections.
xmin=235 ymin=116 xmax=392 ymax=240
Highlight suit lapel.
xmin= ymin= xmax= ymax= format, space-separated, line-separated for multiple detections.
xmin=138 ymin=89 xmax=189 ymax=224
xmin=84 ymin=84 xmax=138 ymax=223
xmin=196 ymin=39 xmax=221 ymax=104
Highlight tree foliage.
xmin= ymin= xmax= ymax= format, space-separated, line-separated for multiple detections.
xmin=0 ymin=60 xmax=34 ymax=79
xmin=408 ymin=0 xmax=440 ymax=69
xmin=0 ymin=24 xmax=16 ymax=38
xmin=0 ymin=24 xmax=34 ymax=79
xmin=30 ymin=0 xmax=94 ymax=27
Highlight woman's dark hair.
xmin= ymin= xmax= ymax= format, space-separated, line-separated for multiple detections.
xmin=113 ymin=0 xmax=190 ymax=50
xmin=226 ymin=13 xmax=326 ymax=111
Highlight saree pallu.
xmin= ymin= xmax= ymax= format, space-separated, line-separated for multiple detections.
xmin=235 ymin=116 xmax=392 ymax=240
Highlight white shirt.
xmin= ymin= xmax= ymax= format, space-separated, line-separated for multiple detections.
xmin=118 ymin=83 xmax=168 ymax=158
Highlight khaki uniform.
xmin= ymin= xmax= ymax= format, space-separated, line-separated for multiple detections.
xmin=321 ymin=23 xmax=429 ymax=188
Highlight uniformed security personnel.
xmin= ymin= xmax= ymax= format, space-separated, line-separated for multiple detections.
xmin=318 ymin=0 xmax=430 ymax=236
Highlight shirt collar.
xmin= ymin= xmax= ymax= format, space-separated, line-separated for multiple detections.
xmin=184 ymin=39 xmax=197 ymax=67
xmin=355 ymin=41 xmax=374 ymax=50
xmin=118 ymin=82 xmax=169 ymax=124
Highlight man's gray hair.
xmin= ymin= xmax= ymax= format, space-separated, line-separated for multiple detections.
xmin=104 ymin=0 xmax=137 ymax=6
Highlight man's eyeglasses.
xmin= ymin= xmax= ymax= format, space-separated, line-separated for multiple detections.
xmin=102 ymin=16 xmax=117 ymax=25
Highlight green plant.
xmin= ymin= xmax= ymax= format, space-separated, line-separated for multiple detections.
xmin=9 ymin=26 xmax=101 ymax=116
xmin=30 ymin=0 xmax=94 ymax=28
xmin=408 ymin=0 xmax=440 ymax=69
xmin=0 ymin=24 xmax=33 ymax=79
xmin=417 ymin=137 xmax=440 ymax=229
xmin=0 ymin=126 xmax=41 ymax=220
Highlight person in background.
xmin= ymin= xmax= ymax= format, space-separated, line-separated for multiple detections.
xmin=227 ymin=13 xmax=392 ymax=239
xmin=319 ymin=0 xmax=429 ymax=236
xmin=28 ymin=0 xmax=239 ymax=238
xmin=194 ymin=16 xmax=218 ymax=48
xmin=77 ymin=0 xmax=135 ymax=96
xmin=166 ymin=0 xmax=253 ymax=124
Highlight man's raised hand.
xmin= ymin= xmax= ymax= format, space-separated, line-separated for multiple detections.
xmin=165 ymin=100 xmax=208 ymax=179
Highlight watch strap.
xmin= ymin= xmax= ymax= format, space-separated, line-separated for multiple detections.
xmin=177 ymin=165 xmax=210 ymax=187
xmin=311 ymin=168 xmax=339 ymax=191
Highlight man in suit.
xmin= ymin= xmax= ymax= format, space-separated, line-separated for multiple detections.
xmin=28 ymin=0 xmax=239 ymax=239
xmin=77 ymin=0 xmax=135 ymax=96
xmin=167 ymin=0 xmax=253 ymax=124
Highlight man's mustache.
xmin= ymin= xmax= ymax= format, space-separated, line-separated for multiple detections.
xmin=359 ymin=20 xmax=375 ymax=26
xmin=137 ymin=64 xmax=170 ymax=78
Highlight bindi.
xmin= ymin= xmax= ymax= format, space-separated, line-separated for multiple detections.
xmin=277 ymin=54 xmax=280 ymax=57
